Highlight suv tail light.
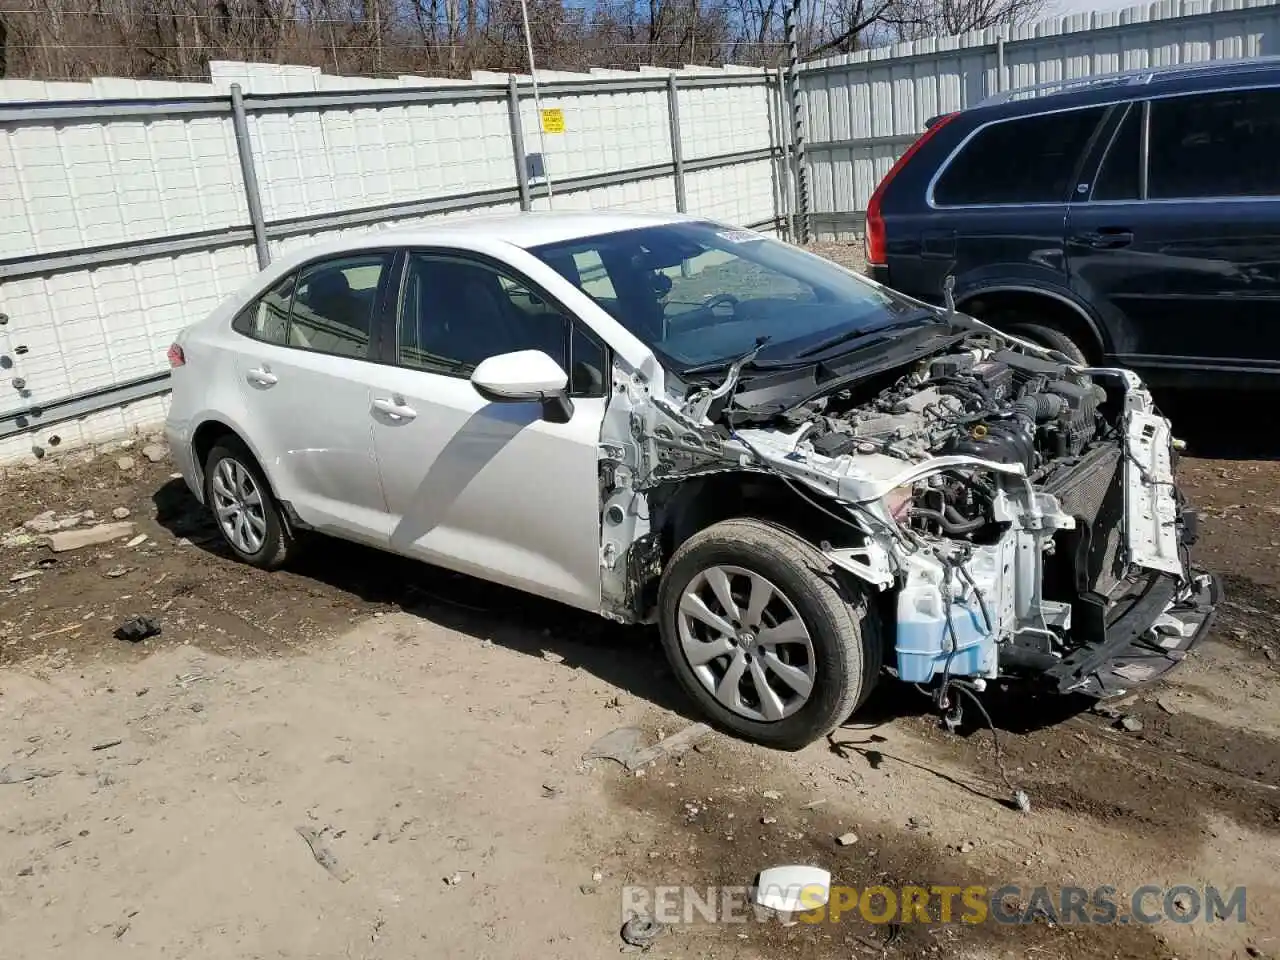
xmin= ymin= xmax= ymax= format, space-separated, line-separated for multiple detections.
xmin=167 ymin=343 xmax=186 ymax=368
xmin=865 ymin=111 xmax=960 ymax=267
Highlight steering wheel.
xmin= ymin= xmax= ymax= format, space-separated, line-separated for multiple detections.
xmin=700 ymin=293 xmax=740 ymax=315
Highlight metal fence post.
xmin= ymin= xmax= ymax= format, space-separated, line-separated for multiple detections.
xmin=666 ymin=74 xmax=688 ymax=213
xmin=996 ymin=34 xmax=1007 ymax=93
xmin=229 ymin=84 xmax=270 ymax=269
xmin=784 ymin=0 xmax=810 ymax=244
xmin=507 ymin=75 xmax=532 ymax=212
xmin=775 ymin=67 xmax=795 ymax=242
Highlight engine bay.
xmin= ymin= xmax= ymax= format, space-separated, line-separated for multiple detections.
xmin=795 ymin=346 xmax=1116 ymax=543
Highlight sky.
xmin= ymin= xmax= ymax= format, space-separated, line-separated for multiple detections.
xmin=1047 ymin=0 xmax=1145 ymax=15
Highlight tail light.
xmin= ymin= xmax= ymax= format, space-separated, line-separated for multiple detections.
xmin=865 ymin=111 xmax=960 ymax=267
xmin=167 ymin=343 xmax=186 ymax=368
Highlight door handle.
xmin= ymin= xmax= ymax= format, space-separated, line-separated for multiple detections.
xmin=1074 ymin=229 xmax=1134 ymax=249
xmin=247 ymin=366 xmax=278 ymax=386
xmin=372 ymin=396 xmax=418 ymax=421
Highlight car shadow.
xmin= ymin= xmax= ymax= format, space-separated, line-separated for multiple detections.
xmin=151 ymin=478 xmax=698 ymax=721
xmin=1155 ymin=388 xmax=1280 ymax=460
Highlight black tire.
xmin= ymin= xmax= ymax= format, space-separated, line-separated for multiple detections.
xmin=203 ymin=435 xmax=295 ymax=570
xmin=656 ymin=518 xmax=882 ymax=751
xmin=994 ymin=314 xmax=1090 ymax=365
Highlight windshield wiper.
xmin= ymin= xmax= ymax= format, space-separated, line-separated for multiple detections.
xmin=791 ymin=311 xmax=940 ymax=360
xmin=681 ymin=336 xmax=773 ymax=376
xmin=681 ymin=337 xmax=772 ymax=422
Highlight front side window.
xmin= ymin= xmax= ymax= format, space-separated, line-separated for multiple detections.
xmin=288 ymin=254 xmax=390 ymax=358
xmin=1149 ymin=88 xmax=1280 ymax=199
xmin=933 ymin=106 xmax=1107 ymax=206
xmin=396 ymin=253 xmax=606 ymax=396
xmin=529 ymin=221 xmax=918 ymax=369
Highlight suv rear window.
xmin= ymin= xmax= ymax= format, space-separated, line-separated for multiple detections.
xmin=933 ymin=106 xmax=1106 ymax=206
xmin=1149 ymin=88 xmax=1280 ymax=199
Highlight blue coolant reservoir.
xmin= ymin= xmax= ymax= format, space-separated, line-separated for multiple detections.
xmin=894 ymin=553 xmax=1002 ymax=683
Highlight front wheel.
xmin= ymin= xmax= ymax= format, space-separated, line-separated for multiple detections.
xmin=656 ymin=518 xmax=881 ymax=750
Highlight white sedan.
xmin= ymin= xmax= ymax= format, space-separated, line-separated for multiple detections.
xmin=165 ymin=211 xmax=1216 ymax=749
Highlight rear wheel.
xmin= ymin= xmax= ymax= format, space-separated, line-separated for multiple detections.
xmin=203 ymin=437 xmax=295 ymax=570
xmin=656 ymin=518 xmax=881 ymax=750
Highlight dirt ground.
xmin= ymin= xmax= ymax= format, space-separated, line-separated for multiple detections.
xmin=3 ymin=246 xmax=1279 ymax=959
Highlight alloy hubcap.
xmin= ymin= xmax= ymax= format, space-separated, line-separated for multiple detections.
xmin=210 ymin=457 xmax=267 ymax=556
xmin=677 ymin=565 xmax=816 ymax=723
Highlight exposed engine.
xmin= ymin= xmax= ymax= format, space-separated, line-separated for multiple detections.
xmin=802 ymin=346 xmax=1110 ymax=541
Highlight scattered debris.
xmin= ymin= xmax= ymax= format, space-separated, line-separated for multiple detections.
xmin=583 ymin=726 xmax=646 ymax=767
xmin=1156 ymin=697 xmax=1179 ymax=715
xmin=17 ymin=866 xmax=33 ymax=877
xmin=114 ymin=615 xmax=161 ymax=644
xmin=802 ymin=798 xmax=827 ymax=810
xmin=8 ymin=570 xmax=40 ymax=583
xmin=620 ymin=916 xmax=667 ymax=948
xmin=126 ymin=534 xmax=148 ymax=548
xmin=755 ymin=865 xmax=831 ymax=924
xmin=141 ymin=444 xmax=167 ymax=463
xmin=761 ymin=790 xmax=782 ymax=801
xmin=23 ymin=511 xmax=60 ymax=533
xmin=836 ymin=832 xmax=858 ymax=846
xmin=1013 ymin=789 xmax=1032 ymax=814
xmin=104 ymin=566 xmax=128 ymax=579
xmin=113 ymin=922 xmax=130 ymax=940
xmin=623 ymin=723 xmax=712 ymax=770
xmin=959 ymin=840 xmax=977 ymax=853
xmin=541 ymin=783 xmax=561 ymax=799
xmin=112 ymin=507 xmax=132 ymax=520
xmin=44 ymin=521 xmax=135 ymax=553
xmin=116 ymin=456 xmax=136 ymax=471
xmin=92 ymin=739 xmax=124 ymax=751
xmin=761 ymin=816 xmax=777 ymax=825
xmin=541 ymin=650 xmax=565 ymax=664
xmin=1118 ymin=716 xmax=1145 ymax=733
xmin=579 ymin=883 xmax=598 ymax=895
xmin=443 ymin=872 xmax=464 ymax=886
xmin=0 ymin=764 xmax=59 ymax=784
xmin=1 ymin=529 xmax=40 ymax=549
xmin=295 ymin=826 xmax=351 ymax=882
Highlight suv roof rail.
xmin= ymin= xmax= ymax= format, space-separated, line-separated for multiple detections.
xmin=977 ymin=54 xmax=1280 ymax=107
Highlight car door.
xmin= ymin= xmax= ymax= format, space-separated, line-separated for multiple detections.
xmin=367 ymin=249 xmax=611 ymax=611
xmin=226 ymin=251 xmax=396 ymax=541
xmin=1066 ymin=88 xmax=1280 ymax=385
xmin=919 ymin=104 xmax=1109 ymax=303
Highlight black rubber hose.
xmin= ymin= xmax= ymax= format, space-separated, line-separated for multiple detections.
xmin=910 ymin=507 xmax=985 ymax=535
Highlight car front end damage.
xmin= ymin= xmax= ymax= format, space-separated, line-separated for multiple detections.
xmin=598 ymin=327 xmax=1219 ymax=725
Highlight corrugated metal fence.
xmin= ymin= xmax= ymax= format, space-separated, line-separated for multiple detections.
xmin=0 ymin=63 xmax=790 ymax=462
xmin=799 ymin=0 xmax=1280 ymax=239
xmin=3 ymin=0 xmax=1279 ymax=462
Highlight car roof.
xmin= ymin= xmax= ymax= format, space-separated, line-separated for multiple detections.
xmin=957 ymin=55 xmax=1280 ymax=122
xmin=276 ymin=210 xmax=698 ymax=264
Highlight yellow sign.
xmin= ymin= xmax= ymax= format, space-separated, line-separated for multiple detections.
xmin=541 ymin=108 xmax=565 ymax=134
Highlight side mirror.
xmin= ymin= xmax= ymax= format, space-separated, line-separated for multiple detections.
xmin=471 ymin=350 xmax=573 ymax=423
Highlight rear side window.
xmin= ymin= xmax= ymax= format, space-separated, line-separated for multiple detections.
xmin=1091 ymin=104 xmax=1142 ymax=202
xmin=1149 ymin=88 xmax=1280 ymax=199
xmin=933 ymin=106 xmax=1106 ymax=206
xmin=289 ymin=255 xmax=390 ymax=358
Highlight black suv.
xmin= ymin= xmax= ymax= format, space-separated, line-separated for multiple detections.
xmin=864 ymin=57 xmax=1280 ymax=389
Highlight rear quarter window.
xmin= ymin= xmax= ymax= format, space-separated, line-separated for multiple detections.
xmin=933 ymin=106 xmax=1107 ymax=206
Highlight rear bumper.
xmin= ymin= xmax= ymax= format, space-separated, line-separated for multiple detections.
xmin=867 ymin=263 xmax=891 ymax=286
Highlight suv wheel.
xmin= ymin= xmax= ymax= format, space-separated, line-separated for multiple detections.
xmin=657 ymin=518 xmax=881 ymax=750
xmin=992 ymin=313 xmax=1090 ymax=365
xmin=204 ymin=437 xmax=296 ymax=570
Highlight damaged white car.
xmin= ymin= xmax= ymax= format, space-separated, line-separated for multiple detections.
xmin=165 ymin=212 xmax=1219 ymax=749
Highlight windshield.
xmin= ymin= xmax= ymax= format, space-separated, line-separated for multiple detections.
xmin=528 ymin=220 xmax=934 ymax=369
